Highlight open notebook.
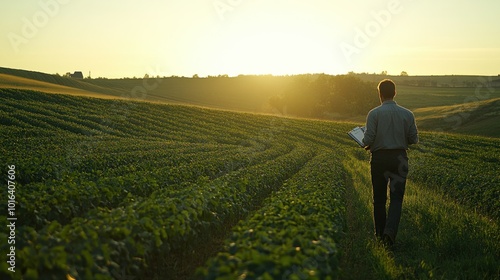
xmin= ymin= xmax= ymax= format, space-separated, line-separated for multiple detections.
xmin=347 ymin=126 xmax=366 ymax=147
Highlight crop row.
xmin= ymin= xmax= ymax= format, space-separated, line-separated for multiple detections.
xmin=5 ymin=137 xmax=240 ymax=185
xmin=15 ymin=139 xmax=293 ymax=229
xmin=200 ymin=147 xmax=346 ymax=279
xmin=410 ymin=132 xmax=500 ymax=220
xmin=2 ymin=142 xmax=314 ymax=279
xmin=0 ymin=89 xmax=278 ymax=145
xmin=1 ymin=89 xmax=345 ymax=158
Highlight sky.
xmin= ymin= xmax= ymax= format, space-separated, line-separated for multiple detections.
xmin=1 ymin=0 xmax=499 ymax=78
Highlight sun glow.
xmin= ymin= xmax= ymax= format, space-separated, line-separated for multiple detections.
xmin=194 ymin=4 xmax=344 ymax=77
xmin=212 ymin=30 xmax=334 ymax=76
xmin=1 ymin=1 xmax=500 ymax=77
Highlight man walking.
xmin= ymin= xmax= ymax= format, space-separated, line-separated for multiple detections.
xmin=362 ymin=79 xmax=418 ymax=247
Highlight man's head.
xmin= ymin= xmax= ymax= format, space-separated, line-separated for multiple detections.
xmin=378 ymin=79 xmax=396 ymax=101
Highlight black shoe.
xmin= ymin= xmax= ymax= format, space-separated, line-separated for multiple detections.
xmin=382 ymin=234 xmax=394 ymax=248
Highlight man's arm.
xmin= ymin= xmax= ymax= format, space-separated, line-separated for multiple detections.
xmin=362 ymin=111 xmax=376 ymax=148
xmin=408 ymin=114 xmax=419 ymax=145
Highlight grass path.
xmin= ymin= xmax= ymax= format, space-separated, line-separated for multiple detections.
xmin=339 ymin=150 xmax=500 ymax=279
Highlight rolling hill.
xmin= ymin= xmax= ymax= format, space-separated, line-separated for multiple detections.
xmin=1 ymin=67 xmax=499 ymax=138
xmin=414 ymin=97 xmax=500 ymax=137
xmin=0 ymin=74 xmax=120 ymax=100
xmin=0 ymin=67 xmax=288 ymax=112
xmin=0 ymin=67 xmax=126 ymax=97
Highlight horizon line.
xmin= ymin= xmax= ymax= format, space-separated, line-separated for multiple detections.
xmin=1 ymin=66 xmax=500 ymax=80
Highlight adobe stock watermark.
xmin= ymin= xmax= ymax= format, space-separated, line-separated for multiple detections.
xmin=339 ymin=0 xmax=410 ymax=64
xmin=213 ymin=0 xmax=245 ymax=20
xmin=443 ymin=77 xmax=496 ymax=130
xmin=8 ymin=0 xmax=71 ymax=53
xmin=6 ymin=165 xmax=17 ymax=273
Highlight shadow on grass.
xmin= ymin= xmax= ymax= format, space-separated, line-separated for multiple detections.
xmin=339 ymin=152 xmax=397 ymax=279
xmin=340 ymin=151 xmax=500 ymax=279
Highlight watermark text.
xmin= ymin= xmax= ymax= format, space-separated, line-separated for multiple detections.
xmin=6 ymin=165 xmax=17 ymax=273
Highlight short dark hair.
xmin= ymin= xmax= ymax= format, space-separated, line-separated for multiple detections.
xmin=378 ymin=79 xmax=396 ymax=99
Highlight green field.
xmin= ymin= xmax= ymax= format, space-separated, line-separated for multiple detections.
xmin=1 ymin=88 xmax=499 ymax=279
xmin=397 ymin=85 xmax=500 ymax=138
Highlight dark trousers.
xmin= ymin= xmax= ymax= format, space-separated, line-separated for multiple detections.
xmin=370 ymin=149 xmax=408 ymax=241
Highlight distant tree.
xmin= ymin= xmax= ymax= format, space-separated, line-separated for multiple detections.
xmin=400 ymin=71 xmax=408 ymax=76
xmin=380 ymin=70 xmax=388 ymax=76
xmin=281 ymin=75 xmax=319 ymax=117
xmin=278 ymin=74 xmax=378 ymax=118
xmin=329 ymin=75 xmax=378 ymax=116
xmin=192 ymin=74 xmax=199 ymax=78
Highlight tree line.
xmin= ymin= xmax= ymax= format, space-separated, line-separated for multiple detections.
xmin=269 ymin=74 xmax=379 ymax=119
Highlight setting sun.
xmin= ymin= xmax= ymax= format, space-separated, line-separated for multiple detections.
xmin=202 ymin=25 xmax=337 ymax=76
